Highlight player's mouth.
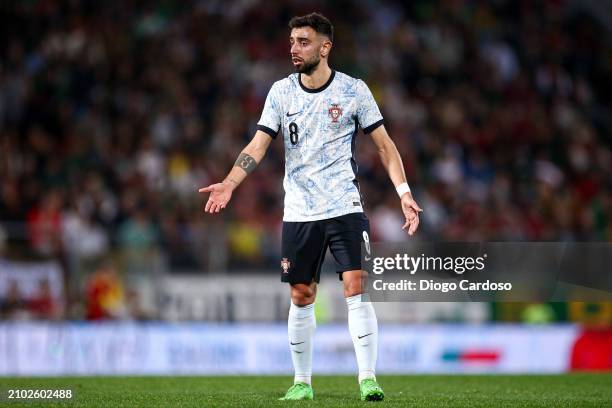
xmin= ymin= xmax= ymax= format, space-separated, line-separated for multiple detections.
xmin=292 ymin=57 xmax=303 ymax=65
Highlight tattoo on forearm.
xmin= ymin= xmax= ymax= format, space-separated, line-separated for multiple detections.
xmin=234 ymin=153 xmax=258 ymax=174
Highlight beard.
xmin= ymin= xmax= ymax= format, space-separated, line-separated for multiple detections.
xmin=296 ymin=55 xmax=320 ymax=75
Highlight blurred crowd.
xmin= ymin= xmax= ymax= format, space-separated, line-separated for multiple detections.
xmin=0 ymin=277 xmax=60 ymax=320
xmin=1 ymin=0 xmax=611 ymax=295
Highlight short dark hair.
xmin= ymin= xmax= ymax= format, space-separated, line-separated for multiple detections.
xmin=288 ymin=12 xmax=334 ymax=42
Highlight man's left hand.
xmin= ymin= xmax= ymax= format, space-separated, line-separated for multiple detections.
xmin=400 ymin=193 xmax=423 ymax=236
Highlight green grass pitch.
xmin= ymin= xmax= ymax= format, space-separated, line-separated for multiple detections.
xmin=1 ymin=374 xmax=611 ymax=407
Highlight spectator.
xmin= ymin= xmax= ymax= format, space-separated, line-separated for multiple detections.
xmin=26 ymin=190 xmax=64 ymax=257
xmin=28 ymin=278 xmax=61 ymax=320
xmin=0 ymin=280 xmax=26 ymax=320
xmin=85 ymin=263 xmax=128 ymax=320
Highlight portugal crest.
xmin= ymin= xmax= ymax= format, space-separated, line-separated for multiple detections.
xmin=328 ymin=104 xmax=343 ymax=123
xmin=281 ymin=258 xmax=291 ymax=274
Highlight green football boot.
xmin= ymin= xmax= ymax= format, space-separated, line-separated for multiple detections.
xmin=279 ymin=382 xmax=314 ymax=401
xmin=360 ymin=378 xmax=385 ymax=401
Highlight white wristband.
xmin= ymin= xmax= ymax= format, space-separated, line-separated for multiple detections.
xmin=396 ymin=182 xmax=411 ymax=197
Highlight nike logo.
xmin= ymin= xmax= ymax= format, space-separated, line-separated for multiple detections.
xmin=357 ymin=333 xmax=373 ymax=339
xmin=293 ymin=350 xmax=304 ymax=354
xmin=286 ymin=111 xmax=301 ymax=117
xmin=290 ymin=341 xmax=305 ymax=345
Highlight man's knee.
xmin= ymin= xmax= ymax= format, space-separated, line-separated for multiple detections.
xmin=343 ymin=270 xmax=365 ymax=297
xmin=291 ymin=283 xmax=317 ymax=306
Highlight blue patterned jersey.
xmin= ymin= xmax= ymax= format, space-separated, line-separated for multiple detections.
xmin=257 ymin=70 xmax=383 ymax=222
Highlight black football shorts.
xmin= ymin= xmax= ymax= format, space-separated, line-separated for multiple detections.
xmin=280 ymin=212 xmax=371 ymax=284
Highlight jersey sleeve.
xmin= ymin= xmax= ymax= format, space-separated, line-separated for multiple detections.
xmin=257 ymin=82 xmax=282 ymax=139
xmin=356 ymin=80 xmax=384 ymax=134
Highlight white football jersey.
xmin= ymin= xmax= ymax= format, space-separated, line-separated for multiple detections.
xmin=257 ymin=70 xmax=384 ymax=222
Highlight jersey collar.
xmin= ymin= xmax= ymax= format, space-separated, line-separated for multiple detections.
xmin=298 ymin=70 xmax=335 ymax=93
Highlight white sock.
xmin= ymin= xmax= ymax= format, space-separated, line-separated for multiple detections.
xmin=346 ymin=293 xmax=378 ymax=383
xmin=288 ymin=302 xmax=316 ymax=385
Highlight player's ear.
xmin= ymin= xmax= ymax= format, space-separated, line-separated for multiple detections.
xmin=320 ymin=38 xmax=332 ymax=58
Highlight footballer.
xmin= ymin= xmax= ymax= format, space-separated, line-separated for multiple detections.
xmin=199 ymin=12 xmax=422 ymax=401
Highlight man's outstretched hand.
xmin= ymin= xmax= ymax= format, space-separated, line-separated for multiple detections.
xmin=400 ymin=193 xmax=423 ymax=236
xmin=198 ymin=182 xmax=233 ymax=213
